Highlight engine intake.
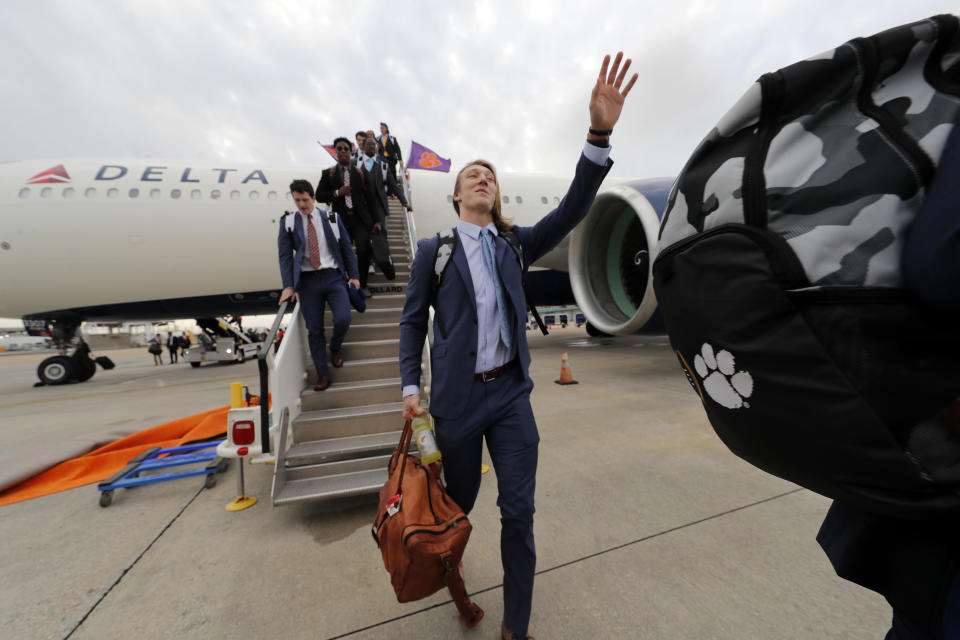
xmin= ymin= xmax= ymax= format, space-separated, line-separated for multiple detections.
xmin=568 ymin=179 xmax=673 ymax=335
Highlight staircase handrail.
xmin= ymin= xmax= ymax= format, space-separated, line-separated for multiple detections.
xmin=257 ymin=298 xmax=291 ymax=453
xmin=404 ymin=206 xmax=432 ymax=405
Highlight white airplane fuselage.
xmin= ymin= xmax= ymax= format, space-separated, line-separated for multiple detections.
xmin=0 ymin=159 xmax=590 ymax=322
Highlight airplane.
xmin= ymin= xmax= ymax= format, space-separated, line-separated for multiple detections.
xmin=0 ymin=157 xmax=672 ymax=383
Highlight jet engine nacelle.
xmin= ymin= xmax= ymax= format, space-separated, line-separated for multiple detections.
xmin=568 ymin=178 xmax=674 ymax=335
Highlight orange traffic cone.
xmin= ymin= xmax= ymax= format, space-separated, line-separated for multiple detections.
xmin=554 ymin=350 xmax=578 ymax=385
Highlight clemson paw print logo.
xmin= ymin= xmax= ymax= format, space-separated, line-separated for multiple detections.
xmin=693 ymin=343 xmax=754 ymax=409
xmin=418 ymin=152 xmax=442 ymax=169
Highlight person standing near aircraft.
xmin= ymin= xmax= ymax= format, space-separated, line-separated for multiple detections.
xmin=399 ymin=53 xmax=636 ymax=640
xmin=166 ymin=332 xmax=179 ymax=364
xmin=148 ymin=334 xmax=163 ymax=366
xmin=278 ymin=180 xmax=360 ymax=391
xmin=378 ymin=122 xmax=403 ymax=174
xmin=317 ymin=137 xmax=375 ymax=297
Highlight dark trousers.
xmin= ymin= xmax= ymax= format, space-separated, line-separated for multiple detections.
xmin=818 ymin=501 xmax=960 ymax=639
xmin=341 ymin=213 xmax=371 ymax=289
xmin=435 ymin=369 xmax=539 ymax=637
xmin=298 ymin=270 xmax=350 ymax=376
xmin=903 ymin=123 xmax=960 ymax=316
xmin=167 ymin=346 xmax=177 ymax=363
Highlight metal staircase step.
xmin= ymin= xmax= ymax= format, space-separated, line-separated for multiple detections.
xmin=324 ymin=305 xmax=403 ymax=323
xmin=341 ymin=338 xmax=398 ymax=360
xmin=285 ymin=431 xmax=402 ymax=466
xmin=291 ymin=401 xmax=405 ymax=441
xmin=274 ymin=464 xmax=388 ymax=505
xmin=367 ymin=282 xmax=407 ymax=297
xmin=299 ymin=377 xmax=401 ymax=411
xmin=321 ymin=322 xmax=399 ymax=341
xmin=307 ymin=356 xmax=399 ymax=384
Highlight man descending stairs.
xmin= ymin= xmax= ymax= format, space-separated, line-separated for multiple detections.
xmin=273 ymin=198 xmax=420 ymax=505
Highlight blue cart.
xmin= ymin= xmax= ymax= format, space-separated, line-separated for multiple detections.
xmin=97 ymin=441 xmax=229 ymax=507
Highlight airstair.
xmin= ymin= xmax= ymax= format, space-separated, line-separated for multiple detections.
xmin=264 ymin=197 xmax=425 ymax=506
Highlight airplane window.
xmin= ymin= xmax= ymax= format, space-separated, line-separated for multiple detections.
xmin=284 ymin=192 xmax=292 ymax=201
xmin=516 ymin=195 xmax=523 ymax=204
xmin=211 ymin=189 xmax=221 ymax=200
xmin=249 ymin=191 xmax=260 ymax=200
xmin=107 ymin=188 xmax=119 ymax=199
xmin=85 ymin=188 xmax=96 ymax=198
xmin=129 ymin=188 xmax=139 ymax=198
xmin=18 ymin=188 xmax=29 ymax=199
xmin=63 ymin=187 xmax=75 ymax=198
xmin=171 ymin=189 xmax=181 ymax=199
xmin=446 ymin=195 xmax=453 ymax=203
xmin=191 ymin=190 xmax=201 ymax=199
xmin=150 ymin=189 xmax=161 ymax=199
xmin=268 ymin=192 xmax=277 ymax=201
xmin=41 ymin=187 xmax=53 ymax=198
xmin=502 ymin=195 xmax=510 ymax=204
xmin=230 ymin=190 xmax=240 ymax=200
xmin=541 ymin=196 xmax=548 ymax=204
xmin=554 ymin=196 xmax=560 ymax=204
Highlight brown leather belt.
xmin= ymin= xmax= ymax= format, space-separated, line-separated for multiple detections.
xmin=474 ymin=358 xmax=518 ymax=383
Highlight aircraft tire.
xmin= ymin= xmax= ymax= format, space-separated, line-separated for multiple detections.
xmin=74 ymin=358 xmax=97 ymax=382
xmin=190 ymin=362 xmax=201 ymax=368
xmin=38 ymin=356 xmax=75 ymax=385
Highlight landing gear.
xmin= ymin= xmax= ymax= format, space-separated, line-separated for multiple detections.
xmin=37 ymin=356 xmax=75 ymax=385
xmin=585 ymin=322 xmax=611 ymax=338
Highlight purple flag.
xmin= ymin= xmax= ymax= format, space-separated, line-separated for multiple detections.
xmin=406 ymin=141 xmax=451 ymax=172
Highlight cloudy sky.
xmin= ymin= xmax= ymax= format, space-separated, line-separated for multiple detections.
xmin=2 ymin=1 xmax=956 ymax=183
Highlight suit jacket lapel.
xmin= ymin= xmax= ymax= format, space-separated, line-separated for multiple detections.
xmin=451 ymin=230 xmax=477 ymax=309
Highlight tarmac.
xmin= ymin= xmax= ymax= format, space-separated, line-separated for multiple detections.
xmin=0 ymin=329 xmax=891 ymax=639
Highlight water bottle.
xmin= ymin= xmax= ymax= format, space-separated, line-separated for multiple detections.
xmin=411 ymin=414 xmax=441 ymax=465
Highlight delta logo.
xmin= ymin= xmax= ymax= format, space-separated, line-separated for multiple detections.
xmin=26 ymin=164 xmax=71 ymax=185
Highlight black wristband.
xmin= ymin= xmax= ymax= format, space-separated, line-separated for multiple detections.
xmin=589 ymin=128 xmax=613 ymax=136
xmin=586 ymin=137 xmax=610 ymax=148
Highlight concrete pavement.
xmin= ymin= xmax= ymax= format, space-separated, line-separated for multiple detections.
xmin=0 ymin=331 xmax=890 ymax=639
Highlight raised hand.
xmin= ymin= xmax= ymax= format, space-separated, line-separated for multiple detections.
xmin=589 ymin=52 xmax=638 ymax=132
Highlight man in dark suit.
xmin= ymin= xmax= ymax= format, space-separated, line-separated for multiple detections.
xmin=317 ymin=137 xmax=375 ymax=296
xmin=360 ymin=136 xmax=390 ymax=224
xmin=278 ymin=179 xmax=360 ymax=391
xmin=378 ymin=122 xmax=403 ymax=172
xmin=399 ymin=53 xmax=637 ymax=640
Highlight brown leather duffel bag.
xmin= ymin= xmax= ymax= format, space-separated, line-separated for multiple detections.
xmin=371 ymin=418 xmax=484 ymax=627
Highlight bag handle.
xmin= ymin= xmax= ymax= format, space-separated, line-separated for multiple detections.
xmin=389 ymin=419 xmax=414 ymax=495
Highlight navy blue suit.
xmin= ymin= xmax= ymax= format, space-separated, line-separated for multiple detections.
xmin=278 ymin=207 xmax=359 ymax=376
xmin=399 ymin=152 xmax=611 ymax=635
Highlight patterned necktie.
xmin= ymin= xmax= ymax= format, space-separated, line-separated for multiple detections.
xmin=480 ymin=229 xmax=512 ymax=350
xmin=343 ymin=168 xmax=353 ymax=209
xmin=306 ymin=213 xmax=322 ymax=269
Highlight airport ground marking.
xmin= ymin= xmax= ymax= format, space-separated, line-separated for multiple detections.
xmin=325 ymin=488 xmax=805 ymax=639
xmin=0 ymin=374 xmax=258 ymax=409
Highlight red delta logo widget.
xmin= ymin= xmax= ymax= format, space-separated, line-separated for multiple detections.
xmin=26 ymin=165 xmax=71 ymax=184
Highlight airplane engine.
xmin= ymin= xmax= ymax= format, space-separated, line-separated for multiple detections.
xmin=567 ymin=178 xmax=674 ymax=335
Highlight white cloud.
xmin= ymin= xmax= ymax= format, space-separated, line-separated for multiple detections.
xmin=0 ymin=0 xmax=954 ymax=182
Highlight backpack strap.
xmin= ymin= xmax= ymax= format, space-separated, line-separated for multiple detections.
xmin=431 ymin=227 xmax=549 ymax=337
xmin=500 ymin=229 xmax=549 ymax=336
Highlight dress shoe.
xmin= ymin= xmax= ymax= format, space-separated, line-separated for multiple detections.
xmin=330 ymin=349 xmax=344 ymax=368
xmin=313 ymin=375 xmax=330 ymax=391
xmin=361 ymin=287 xmax=373 ymax=298
xmin=501 ymin=620 xmax=534 ymax=640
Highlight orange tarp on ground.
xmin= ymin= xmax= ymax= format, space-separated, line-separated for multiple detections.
xmin=0 ymin=405 xmax=232 ymax=507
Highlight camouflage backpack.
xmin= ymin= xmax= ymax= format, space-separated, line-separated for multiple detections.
xmin=653 ymin=14 xmax=960 ymax=518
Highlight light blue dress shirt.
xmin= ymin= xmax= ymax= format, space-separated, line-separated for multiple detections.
xmin=402 ymin=142 xmax=611 ymax=399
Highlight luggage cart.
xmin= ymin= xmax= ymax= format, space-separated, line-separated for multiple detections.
xmin=97 ymin=441 xmax=229 ymax=507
